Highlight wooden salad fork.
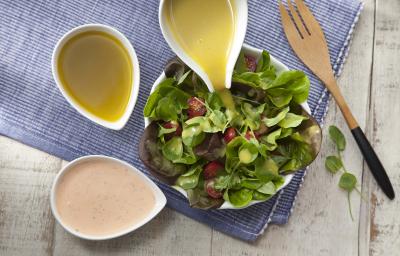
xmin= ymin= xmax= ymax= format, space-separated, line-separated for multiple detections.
xmin=279 ymin=0 xmax=395 ymax=199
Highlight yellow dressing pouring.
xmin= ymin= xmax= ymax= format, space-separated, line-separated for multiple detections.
xmin=165 ymin=0 xmax=236 ymax=109
xmin=58 ymin=31 xmax=132 ymax=122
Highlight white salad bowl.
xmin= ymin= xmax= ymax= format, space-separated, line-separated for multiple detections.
xmin=50 ymin=155 xmax=166 ymax=240
xmin=52 ymin=24 xmax=140 ymax=130
xmin=144 ymin=44 xmax=310 ymax=209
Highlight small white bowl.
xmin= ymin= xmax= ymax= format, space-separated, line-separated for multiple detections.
xmin=144 ymin=44 xmax=310 ymax=209
xmin=50 ymin=155 xmax=166 ymax=240
xmin=52 ymin=24 xmax=140 ymax=130
xmin=159 ymin=0 xmax=248 ymax=92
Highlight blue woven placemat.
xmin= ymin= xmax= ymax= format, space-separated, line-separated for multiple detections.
xmin=0 ymin=0 xmax=362 ymax=241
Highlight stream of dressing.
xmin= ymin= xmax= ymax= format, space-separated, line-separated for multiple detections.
xmin=165 ymin=0 xmax=236 ymax=109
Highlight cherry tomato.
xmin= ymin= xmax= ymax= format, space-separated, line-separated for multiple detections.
xmin=187 ymin=97 xmax=206 ymax=118
xmin=204 ymin=179 xmax=223 ymax=199
xmin=245 ymin=55 xmax=257 ymax=72
xmin=162 ymin=121 xmax=182 ymax=137
xmin=254 ymin=123 xmax=268 ymax=137
xmin=224 ymin=127 xmax=237 ymax=143
xmin=203 ymin=161 xmax=224 ymax=180
xmin=245 ymin=130 xmax=259 ymax=140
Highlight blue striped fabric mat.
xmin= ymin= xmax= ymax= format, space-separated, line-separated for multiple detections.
xmin=0 ymin=0 xmax=362 ymax=241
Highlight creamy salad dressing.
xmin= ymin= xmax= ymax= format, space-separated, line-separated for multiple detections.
xmin=55 ymin=159 xmax=155 ymax=236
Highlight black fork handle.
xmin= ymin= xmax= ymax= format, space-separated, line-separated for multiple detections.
xmin=351 ymin=127 xmax=395 ymax=199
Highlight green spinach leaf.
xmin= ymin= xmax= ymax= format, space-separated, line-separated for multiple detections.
xmin=161 ymin=137 xmax=183 ymax=162
xmin=176 ymin=165 xmax=202 ymax=189
xmin=329 ymin=125 xmax=346 ymax=151
xmin=325 ymin=155 xmax=343 ymax=174
xmin=264 ymin=107 xmax=290 ymax=127
xmin=278 ymin=113 xmax=308 ymax=128
xmin=238 ymin=142 xmax=259 ymax=164
xmin=339 ymin=172 xmax=357 ymax=192
xmin=257 ymin=181 xmax=276 ymax=194
xmin=182 ymin=124 xmax=205 ymax=147
xmin=254 ymin=157 xmax=280 ymax=182
xmin=225 ymin=188 xmax=253 ymax=207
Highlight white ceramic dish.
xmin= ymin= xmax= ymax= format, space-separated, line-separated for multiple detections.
xmin=159 ymin=0 xmax=248 ymax=92
xmin=144 ymin=44 xmax=310 ymax=209
xmin=52 ymin=24 xmax=140 ymax=130
xmin=50 ymin=155 xmax=166 ymax=240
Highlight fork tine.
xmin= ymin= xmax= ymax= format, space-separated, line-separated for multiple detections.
xmin=287 ymin=0 xmax=309 ymax=38
xmin=294 ymin=0 xmax=326 ymax=40
xmin=279 ymin=1 xmax=302 ymax=43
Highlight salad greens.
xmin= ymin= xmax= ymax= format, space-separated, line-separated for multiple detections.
xmin=140 ymin=50 xmax=322 ymax=209
xmin=325 ymin=125 xmax=361 ymax=220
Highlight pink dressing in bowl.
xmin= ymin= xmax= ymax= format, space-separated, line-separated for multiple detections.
xmin=55 ymin=158 xmax=156 ymax=237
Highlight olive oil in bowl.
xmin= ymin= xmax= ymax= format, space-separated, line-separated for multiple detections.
xmin=52 ymin=24 xmax=140 ymax=130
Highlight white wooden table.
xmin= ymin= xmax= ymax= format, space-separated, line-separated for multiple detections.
xmin=1 ymin=0 xmax=399 ymax=255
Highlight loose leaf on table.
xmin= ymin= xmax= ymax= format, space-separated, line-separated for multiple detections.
xmin=339 ymin=172 xmax=357 ymax=192
xmin=324 ymin=125 xmax=359 ymax=220
xmin=325 ymin=155 xmax=343 ymax=174
xmin=329 ymin=125 xmax=346 ymax=151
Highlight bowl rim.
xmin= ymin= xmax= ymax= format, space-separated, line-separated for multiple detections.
xmin=50 ymin=155 xmax=167 ymax=240
xmin=144 ymin=43 xmax=310 ymax=209
xmin=51 ymin=23 xmax=140 ymax=130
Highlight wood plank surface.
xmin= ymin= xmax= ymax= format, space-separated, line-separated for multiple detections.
xmin=0 ymin=136 xmax=60 ymax=256
xmin=1 ymin=0 xmax=399 ymax=255
xmin=365 ymin=0 xmax=400 ymax=255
